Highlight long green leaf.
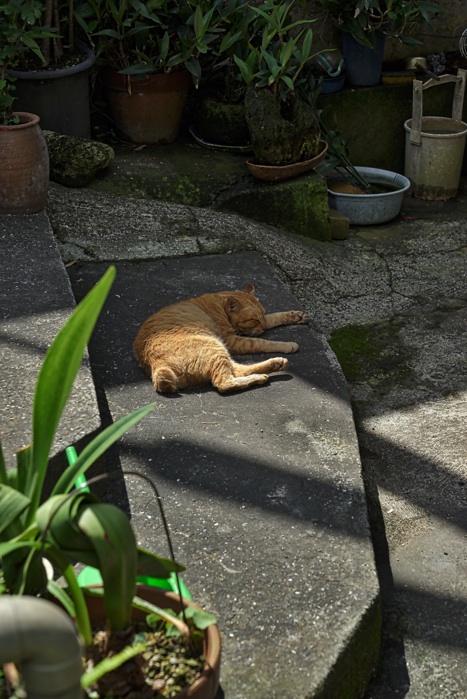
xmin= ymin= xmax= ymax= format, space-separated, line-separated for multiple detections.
xmin=0 ymin=440 xmax=7 ymax=484
xmin=81 ymin=643 xmax=146 ymax=688
xmin=52 ymin=403 xmax=155 ymax=495
xmin=77 ymin=504 xmax=137 ymax=631
xmin=0 ymin=484 xmax=31 ymax=535
xmin=28 ymin=266 xmax=116 ymax=521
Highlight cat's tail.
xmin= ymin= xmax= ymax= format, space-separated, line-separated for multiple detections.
xmin=151 ymin=366 xmax=178 ymax=393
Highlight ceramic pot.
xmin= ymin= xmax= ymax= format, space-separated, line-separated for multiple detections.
xmin=327 ymin=166 xmax=411 ymax=225
xmin=0 ymin=112 xmax=49 ymax=215
xmin=102 ymin=69 xmax=193 ymax=144
xmin=7 ymin=45 xmax=95 ymax=138
xmin=83 ymin=584 xmax=221 ymax=699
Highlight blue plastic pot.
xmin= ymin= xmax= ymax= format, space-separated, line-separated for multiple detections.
xmin=341 ymin=31 xmax=385 ymax=87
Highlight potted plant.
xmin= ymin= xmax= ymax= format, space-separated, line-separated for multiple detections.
xmin=190 ymin=0 xmax=259 ymax=149
xmin=0 ymin=1 xmax=50 ymax=214
xmin=318 ymin=0 xmax=444 ymax=86
xmin=0 ymin=266 xmax=221 ymax=698
xmin=75 ymin=0 xmax=223 ymax=144
xmin=4 ymin=0 xmax=96 ymax=137
xmin=233 ymin=0 xmax=328 ymax=180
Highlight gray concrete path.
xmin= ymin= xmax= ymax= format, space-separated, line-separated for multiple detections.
xmin=68 ymin=253 xmax=380 ymax=699
xmin=0 ymin=208 xmax=380 ymax=698
xmin=1 ymin=137 xmax=467 ymax=698
xmin=47 ymin=161 xmax=467 ymax=699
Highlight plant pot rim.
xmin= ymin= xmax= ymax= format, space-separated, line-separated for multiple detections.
xmin=101 ymin=68 xmax=193 ymax=92
xmin=8 ymin=43 xmax=95 ymax=81
xmin=189 ymin=124 xmax=252 ymax=153
xmin=0 ymin=112 xmax=40 ymax=130
xmin=327 ymin=166 xmax=411 ymax=198
xmin=247 ymin=140 xmax=328 ymax=182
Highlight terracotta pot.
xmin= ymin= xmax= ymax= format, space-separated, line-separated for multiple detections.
xmin=83 ymin=584 xmax=221 ymax=699
xmin=101 ymin=69 xmax=193 ymax=144
xmin=0 ymin=112 xmax=49 ymax=215
xmin=246 ymin=140 xmax=328 ymax=182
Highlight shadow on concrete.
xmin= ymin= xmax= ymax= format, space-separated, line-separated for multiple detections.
xmin=66 ymin=254 xmax=467 ymax=698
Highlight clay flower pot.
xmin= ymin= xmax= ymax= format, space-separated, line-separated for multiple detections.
xmin=0 ymin=112 xmax=49 ymax=215
xmin=101 ymin=69 xmax=193 ymax=144
xmin=83 ymin=584 xmax=221 ymax=699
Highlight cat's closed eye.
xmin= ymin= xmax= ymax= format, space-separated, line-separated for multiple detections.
xmin=237 ymin=318 xmax=263 ymax=334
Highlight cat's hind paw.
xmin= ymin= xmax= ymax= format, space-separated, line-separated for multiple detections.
xmin=268 ymin=357 xmax=289 ymax=373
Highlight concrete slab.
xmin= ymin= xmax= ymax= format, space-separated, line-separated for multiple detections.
xmin=0 ymin=213 xmax=101 ymax=467
xmin=68 ymin=252 xmax=381 ymax=699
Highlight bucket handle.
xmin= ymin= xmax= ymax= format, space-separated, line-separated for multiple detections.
xmin=410 ymin=69 xmax=467 ymax=146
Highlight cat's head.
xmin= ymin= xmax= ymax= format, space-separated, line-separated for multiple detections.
xmin=224 ymin=284 xmax=266 ymax=336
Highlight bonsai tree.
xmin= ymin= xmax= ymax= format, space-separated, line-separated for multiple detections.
xmin=233 ymin=0 xmax=324 ymax=165
xmin=0 ymin=266 xmax=217 ymax=698
xmin=318 ymin=0 xmax=444 ymax=48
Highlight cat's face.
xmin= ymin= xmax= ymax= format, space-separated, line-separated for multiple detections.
xmin=224 ymin=287 xmax=266 ymax=336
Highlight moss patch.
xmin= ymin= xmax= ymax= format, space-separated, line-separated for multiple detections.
xmin=329 ymin=320 xmax=416 ymax=391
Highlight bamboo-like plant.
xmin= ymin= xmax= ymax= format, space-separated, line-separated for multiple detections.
xmin=318 ymin=0 xmax=444 ymax=49
xmin=233 ymin=0 xmax=321 ymax=102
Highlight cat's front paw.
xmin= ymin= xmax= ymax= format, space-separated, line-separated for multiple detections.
xmin=285 ymin=310 xmax=308 ymax=325
xmin=284 ymin=342 xmax=299 ymax=353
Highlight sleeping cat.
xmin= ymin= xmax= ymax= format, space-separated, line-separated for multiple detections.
xmin=133 ymin=284 xmax=308 ymax=394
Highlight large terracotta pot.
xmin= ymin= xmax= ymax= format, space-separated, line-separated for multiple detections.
xmin=83 ymin=584 xmax=221 ymax=699
xmin=0 ymin=112 xmax=49 ymax=215
xmin=101 ymin=69 xmax=193 ymax=144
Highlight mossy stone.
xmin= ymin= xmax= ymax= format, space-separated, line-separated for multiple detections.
xmin=244 ymin=87 xmax=321 ymax=166
xmin=44 ymin=131 xmax=114 ymax=187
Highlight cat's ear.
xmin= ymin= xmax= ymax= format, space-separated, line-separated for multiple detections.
xmin=244 ymin=283 xmax=255 ymax=294
xmin=225 ymin=296 xmax=240 ymax=314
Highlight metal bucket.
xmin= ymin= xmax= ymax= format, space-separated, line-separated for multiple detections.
xmin=404 ymin=70 xmax=467 ymax=200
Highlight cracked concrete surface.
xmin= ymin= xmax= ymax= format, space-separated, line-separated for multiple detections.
xmin=47 ymin=170 xmax=467 ymax=698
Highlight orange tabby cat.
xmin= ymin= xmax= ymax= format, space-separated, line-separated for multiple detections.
xmin=133 ymin=284 xmax=308 ymax=394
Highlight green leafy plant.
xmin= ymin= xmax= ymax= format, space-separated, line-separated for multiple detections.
xmin=318 ymin=0 xmax=444 ymax=48
xmin=233 ymin=0 xmax=321 ymax=102
xmin=0 ymin=0 xmax=91 ymax=124
xmin=0 ymin=266 xmax=216 ymax=696
xmin=0 ymin=0 xmax=53 ymax=123
xmin=75 ymin=0 xmax=227 ymax=83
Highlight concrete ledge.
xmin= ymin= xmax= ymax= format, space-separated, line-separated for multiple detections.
xmin=68 ymin=252 xmax=381 ymax=699
xmin=86 ymin=137 xmax=331 ymax=242
xmin=0 ymin=214 xmax=101 ymax=476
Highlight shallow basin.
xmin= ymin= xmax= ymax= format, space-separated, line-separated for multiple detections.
xmin=327 ymin=166 xmax=411 ymax=225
